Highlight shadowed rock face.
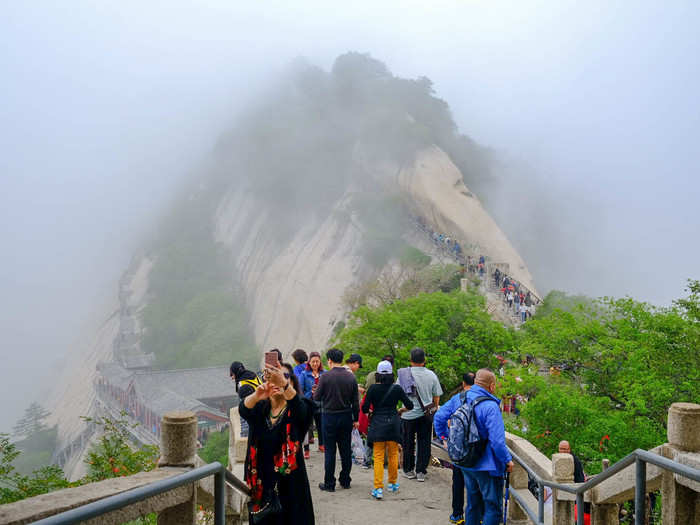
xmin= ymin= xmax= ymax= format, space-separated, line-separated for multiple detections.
xmin=213 ymin=145 xmax=536 ymax=356
xmin=48 ymin=145 xmax=536 ymax=478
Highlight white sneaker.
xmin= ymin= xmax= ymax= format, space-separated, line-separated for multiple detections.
xmin=416 ymin=472 xmax=425 ymax=482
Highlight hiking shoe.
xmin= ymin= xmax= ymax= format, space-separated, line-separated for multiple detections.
xmin=403 ymin=470 xmax=416 ymax=479
xmin=371 ymin=488 xmax=383 ymax=500
xmin=449 ymin=514 xmax=464 ymax=524
xmin=416 ymin=472 xmax=425 ymax=482
xmin=387 ymin=483 xmax=399 ymax=493
xmin=318 ymin=483 xmax=335 ymax=492
xmin=340 ymin=482 xmax=351 ymax=489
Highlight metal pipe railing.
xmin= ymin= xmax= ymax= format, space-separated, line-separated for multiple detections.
xmin=508 ymin=446 xmax=700 ymax=525
xmin=32 ymin=461 xmax=249 ymax=525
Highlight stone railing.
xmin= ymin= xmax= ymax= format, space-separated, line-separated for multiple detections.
xmin=506 ymin=402 xmax=700 ymax=524
xmin=431 ymin=402 xmax=700 ymax=524
xmin=0 ymin=411 xmax=249 ymax=525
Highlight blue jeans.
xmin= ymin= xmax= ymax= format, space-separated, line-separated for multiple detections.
xmin=462 ymin=470 xmax=504 ymax=525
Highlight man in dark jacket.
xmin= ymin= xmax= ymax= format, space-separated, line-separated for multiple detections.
xmin=314 ymin=348 xmax=359 ymax=492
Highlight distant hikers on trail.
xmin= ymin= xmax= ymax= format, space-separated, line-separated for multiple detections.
xmin=235 ymin=347 xmax=520 ymax=524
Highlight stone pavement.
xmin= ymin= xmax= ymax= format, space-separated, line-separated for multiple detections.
xmin=304 ymin=446 xmax=456 ymax=525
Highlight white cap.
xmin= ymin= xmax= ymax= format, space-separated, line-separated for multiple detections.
xmin=377 ymin=360 xmax=393 ymax=374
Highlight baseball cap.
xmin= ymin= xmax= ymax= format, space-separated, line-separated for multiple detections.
xmin=376 ymin=360 xmax=393 ymax=375
xmin=346 ymin=353 xmax=363 ymax=368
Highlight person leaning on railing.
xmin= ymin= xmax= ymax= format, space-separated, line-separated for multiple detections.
xmin=240 ymin=361 xmax=315 ymax=524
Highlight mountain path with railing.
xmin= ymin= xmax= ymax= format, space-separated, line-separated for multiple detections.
xmin=303 ymin=449 xmax=455 ymax=525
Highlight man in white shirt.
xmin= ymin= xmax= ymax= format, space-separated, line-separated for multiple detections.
xmin=399 ymin=347 xmax=442 ymax=482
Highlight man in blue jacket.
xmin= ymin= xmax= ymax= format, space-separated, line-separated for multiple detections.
xmin=434 ymin=372 xmax=475 ymax=524
xmin=461 ymin=369 xmax=514 ymax=525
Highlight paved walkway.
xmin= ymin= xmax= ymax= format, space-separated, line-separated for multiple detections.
xmin=304 ymin=447 xmax=456 ymax=525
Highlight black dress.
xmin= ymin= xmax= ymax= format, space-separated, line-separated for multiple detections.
xmin=239 ymin=394 xmax=315 ymax=525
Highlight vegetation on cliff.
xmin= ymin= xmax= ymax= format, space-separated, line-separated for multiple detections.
xmin=1 ymin=413 xmax=157 ymax=506
xmin=142 ymin=186 xmax=258 ymax=370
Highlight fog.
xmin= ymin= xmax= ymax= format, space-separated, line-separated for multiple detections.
xmin=2 ymin=0 xmax=699 ymax=432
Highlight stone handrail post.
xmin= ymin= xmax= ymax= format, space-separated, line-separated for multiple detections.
xmin=662 ymin=402 xmax=700 ymax=524
xmin=157 ymin=411 xmax=198 ymax=525
xmin=590 ymin=458 xmax=618 ymax=525
xmin=552 ymin=453 xmax=575 ymax=524
xmin=507 ymin=461 xmax=530 ymax=524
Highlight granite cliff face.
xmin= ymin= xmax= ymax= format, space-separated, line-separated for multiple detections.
xmin=48 ymin=143 xmax=535 ymax=478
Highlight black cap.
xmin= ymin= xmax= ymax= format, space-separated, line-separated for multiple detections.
xmin=346 ymin=353 xmax=363 ymax=368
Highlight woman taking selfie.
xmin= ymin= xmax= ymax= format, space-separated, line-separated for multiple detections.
xmin=362 ymin=360 xmax=414 ymax=500
xmin=301 ymin=351 xmax=325 ymax=454
xmin=240 ymin=362 xmax=315 ymax=524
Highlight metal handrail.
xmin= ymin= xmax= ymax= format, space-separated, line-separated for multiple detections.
xmin=508 ymin=446 xmax=700 ymax=525
xmin=32 ymin=461 xmax=250 ymax=525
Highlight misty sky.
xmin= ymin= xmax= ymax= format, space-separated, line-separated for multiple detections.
xmin=2 ymin=0 xmax=699 ymax=431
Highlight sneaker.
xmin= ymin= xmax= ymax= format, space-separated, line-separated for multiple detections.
xmin=403 ymin=470 xmax=416 ymax=480
xmin=340 ymin=482 xmax=351 ymax=489
xmin=449 ymin=514 xmax=465 ymax=524
xmin=387 ymin=483 xmax=399 ymax=493
xmin=416 ymin=472 xmax=425 ymax=482
xmin=362 ymin=462 xmax=372 ymax=469
xmin=318 ymin=482 xmax=335 ymax=492
xmin=371 ymin=488 xmax=383 ymax=500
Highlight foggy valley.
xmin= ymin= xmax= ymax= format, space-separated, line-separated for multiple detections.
xmin=1 ymin=2 xmax=699 ymax=521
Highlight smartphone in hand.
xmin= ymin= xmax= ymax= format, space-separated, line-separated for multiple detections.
xmin=264 ymin=351 xmax=279 ymax=369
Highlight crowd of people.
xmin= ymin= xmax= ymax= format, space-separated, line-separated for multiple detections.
xmin=230 ymin=346 xmax=579 ymax=525
xmin=493 ymin=268 xmax=537 ymax=322
xmin=418 ymin=216 xmax=540 ymax=321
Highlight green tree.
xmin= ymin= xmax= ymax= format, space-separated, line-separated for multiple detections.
xmin=198 ymin=430 xmax=230 ymax=468
xmin=0 ymin=434 xmax=70 ymax=504
xmin=82 ymin=414 xmax=158 ymax=482
xmin=521 ymin=292 xmax=700 ymax=428
xmin=13 ymin=403 xmax=51 ymax=439
xmin=336 ymin=289 xmax=514 ymax=394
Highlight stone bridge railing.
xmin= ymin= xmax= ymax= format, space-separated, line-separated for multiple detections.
xmin=432 ymin=402 xmax=700 ymax=524
xmin=0 ymin=412 xmax=249 ymax=525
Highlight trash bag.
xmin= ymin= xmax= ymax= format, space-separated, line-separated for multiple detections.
xmin=351 ymin=428 xmax=365 ymax=464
